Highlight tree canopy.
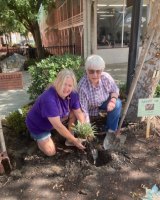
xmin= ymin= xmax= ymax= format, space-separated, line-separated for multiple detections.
xmin=0 ymin=9 xmax=26 ymax=35
xmin=0 ymin=0 xmax=55 ymax=58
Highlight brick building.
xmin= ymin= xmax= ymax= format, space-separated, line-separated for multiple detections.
xmin=39 ymin=0 xmax=150 ymax=63
xmin=39 ymin=0 xmax=84 ymax=56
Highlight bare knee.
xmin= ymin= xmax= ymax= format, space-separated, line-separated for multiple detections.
xmin=37 ymin=137 xmax=56 ymax=156
xmin=44 ymin=148 xmax=56 ymax=156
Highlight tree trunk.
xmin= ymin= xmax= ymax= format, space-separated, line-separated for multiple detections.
xmin=30 ymin=21 xmax=45 ymax=59
xmin=9 ymin=33 xmax=12 ymax=45
xmin=126 ymin=1 xmax=160 ymax=121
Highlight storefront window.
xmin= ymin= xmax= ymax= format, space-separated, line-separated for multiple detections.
xmin=97 ymin=0 xmax=149 ymax=48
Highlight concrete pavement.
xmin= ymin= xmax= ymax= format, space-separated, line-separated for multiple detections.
xmin=106 ymin=63 xmax=127 ymax=84
xmin=0 ymin=71 xmax=31 ymax=118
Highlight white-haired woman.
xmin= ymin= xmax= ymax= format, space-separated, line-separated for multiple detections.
xmin=26 ymin=69 xmax=85 ymax=156
xmin=78 ymin=55 xmax=122 ymax=133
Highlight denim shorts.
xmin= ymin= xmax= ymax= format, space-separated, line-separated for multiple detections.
xmin=30 ymin=131 xmax=51 ymax=141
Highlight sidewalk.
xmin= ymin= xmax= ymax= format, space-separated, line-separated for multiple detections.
xmin=105 ymin=63 xmax=127 ymax=84
xmin=0 ymin=71 xmax=31 ymax=118
xmin=0 ymin=63 xmax=127 ymax=118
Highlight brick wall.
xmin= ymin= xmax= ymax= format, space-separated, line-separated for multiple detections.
xmin=75 ymin=27 xmax=82 ymax=55
xmin=41 ymin=0 xmax=83 ymax=56
xmin=0 ymin=72 xmax=23 ymax=90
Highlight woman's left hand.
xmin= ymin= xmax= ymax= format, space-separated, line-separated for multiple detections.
xmin=107 ymin=99 xmax=116 ymax=111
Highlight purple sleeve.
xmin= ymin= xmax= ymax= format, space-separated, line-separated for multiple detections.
xmin=70 ymin=91 xmax=81 ymax=110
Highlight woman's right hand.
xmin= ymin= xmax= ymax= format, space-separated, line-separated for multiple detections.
xmin=48 ymin=117 xmax=86 ymax=150
xmin=73 ymin=138 xmax=86 ymax=150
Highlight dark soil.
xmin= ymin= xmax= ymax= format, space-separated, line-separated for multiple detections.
xmin=0 ymin=118 xmax=160 ymax=200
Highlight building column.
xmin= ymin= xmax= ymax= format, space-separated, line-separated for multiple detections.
xmin=83 ymin=0 xmax=97 ymax=58
xmin=83 ymin=0 xmax=91 ymax=58
xmin=91 ymin=0 xmax=97 ymax=54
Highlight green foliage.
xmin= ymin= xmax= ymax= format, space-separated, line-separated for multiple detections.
xmin=28 ymin=54 xmax=84 ymax=100
xmin=119 ymin=83 xmax=127 ymax=100
xmin=119 ymin=82 xmax=160 ymax=99
xmin=23 ymin=58 xmax=40 ymax=71
xmin=72 ymin=121 xmax=96 ymax=140
xmin=154 ymin=84 xmax=160 ymax=97
xmin=0 ymin=0 xmax=55 ymax=27
xmin=0 ymin=7 xmax=26 ymax=34
xmin=0 ymin=0 xmax=55 ymax=54
xmin=5 ymin=105 xmax=31 ymax=135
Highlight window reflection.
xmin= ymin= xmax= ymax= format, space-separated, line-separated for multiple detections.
xmin=97 ymin=0 xmax=149 ymax=49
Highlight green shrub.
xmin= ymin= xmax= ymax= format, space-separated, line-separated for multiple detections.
xmin=119 ymin=83 xmax=160 ymax=99
xmin=154 ymin=84 xmax=160 ymax=97
xmin=28 ymin=54 xmax=84 ymax=100
xmin=5 ymin=105 xmax=31 ymax=135
xmin=119 ymin=83 xmax=127 ymax=100
xmin=23 ymin=58 xmax=39 ymax=71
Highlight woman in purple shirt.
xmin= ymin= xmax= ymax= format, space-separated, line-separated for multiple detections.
xmin=78 ymin=55 xmax=122 ymax=133
xmin=26 ymin=69 xmax=85 ymax=156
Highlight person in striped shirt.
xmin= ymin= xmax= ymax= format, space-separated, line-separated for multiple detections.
xmin=78 ymin=55 xmax=122 ymax=133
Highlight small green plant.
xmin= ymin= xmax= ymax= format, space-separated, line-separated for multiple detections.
xmin=72 ymin=121 xmax=97 ymax=140
xmin=5 ymin=104 xmax=31 ymax=135
xmin=154 ymin=83 xmax=160 ymax=97
xmin=119 ymin=83 xmax=127 ymax=100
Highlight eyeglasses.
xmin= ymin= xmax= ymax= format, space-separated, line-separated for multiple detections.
xmin=88 ymin=69 xmax=102 ymax=74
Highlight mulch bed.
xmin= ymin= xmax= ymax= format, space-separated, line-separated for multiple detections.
xmin=0 ymin=118 xmax=160 ymax=200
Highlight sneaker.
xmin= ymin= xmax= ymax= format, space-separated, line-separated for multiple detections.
xmin=65 ymin=140 xmax=75 ymax=147
xmin=98 ymin=110 xmax=107 ymax=117
xmin=108 ymin=129 xmax=115 ymax=133
xmin=65 ymin=138 xmax=86 ymax=147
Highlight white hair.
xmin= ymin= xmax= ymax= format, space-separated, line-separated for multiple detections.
xmin=85 ymin=54 xmax=105 ymax=71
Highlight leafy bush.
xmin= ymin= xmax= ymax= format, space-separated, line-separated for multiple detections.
xmin=5 ymin=105 xmax=31 ymax=135
xmin=28 ymin=54 xmax=84 ymax=100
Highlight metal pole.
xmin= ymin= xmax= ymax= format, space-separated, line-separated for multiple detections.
xmin=126 ymin=0 xmax=143 ymax=94
xmin=121 ymin=0 xmax=126 ymax=48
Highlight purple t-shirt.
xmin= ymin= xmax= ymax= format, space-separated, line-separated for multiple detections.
xmin=26 ymin=86 xmax=80 ymax=134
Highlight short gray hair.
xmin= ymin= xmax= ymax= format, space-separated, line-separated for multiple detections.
xmin=53 ymin=69 xmax=77 ymax=94
xmin=85 ymin=54 xmax=105 ymax=71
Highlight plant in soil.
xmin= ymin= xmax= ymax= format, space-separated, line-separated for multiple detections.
xmin=72 ymin=121 xmax=96 ymax=141
xmin=72 ymin=121 xmax=110 ymax=166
